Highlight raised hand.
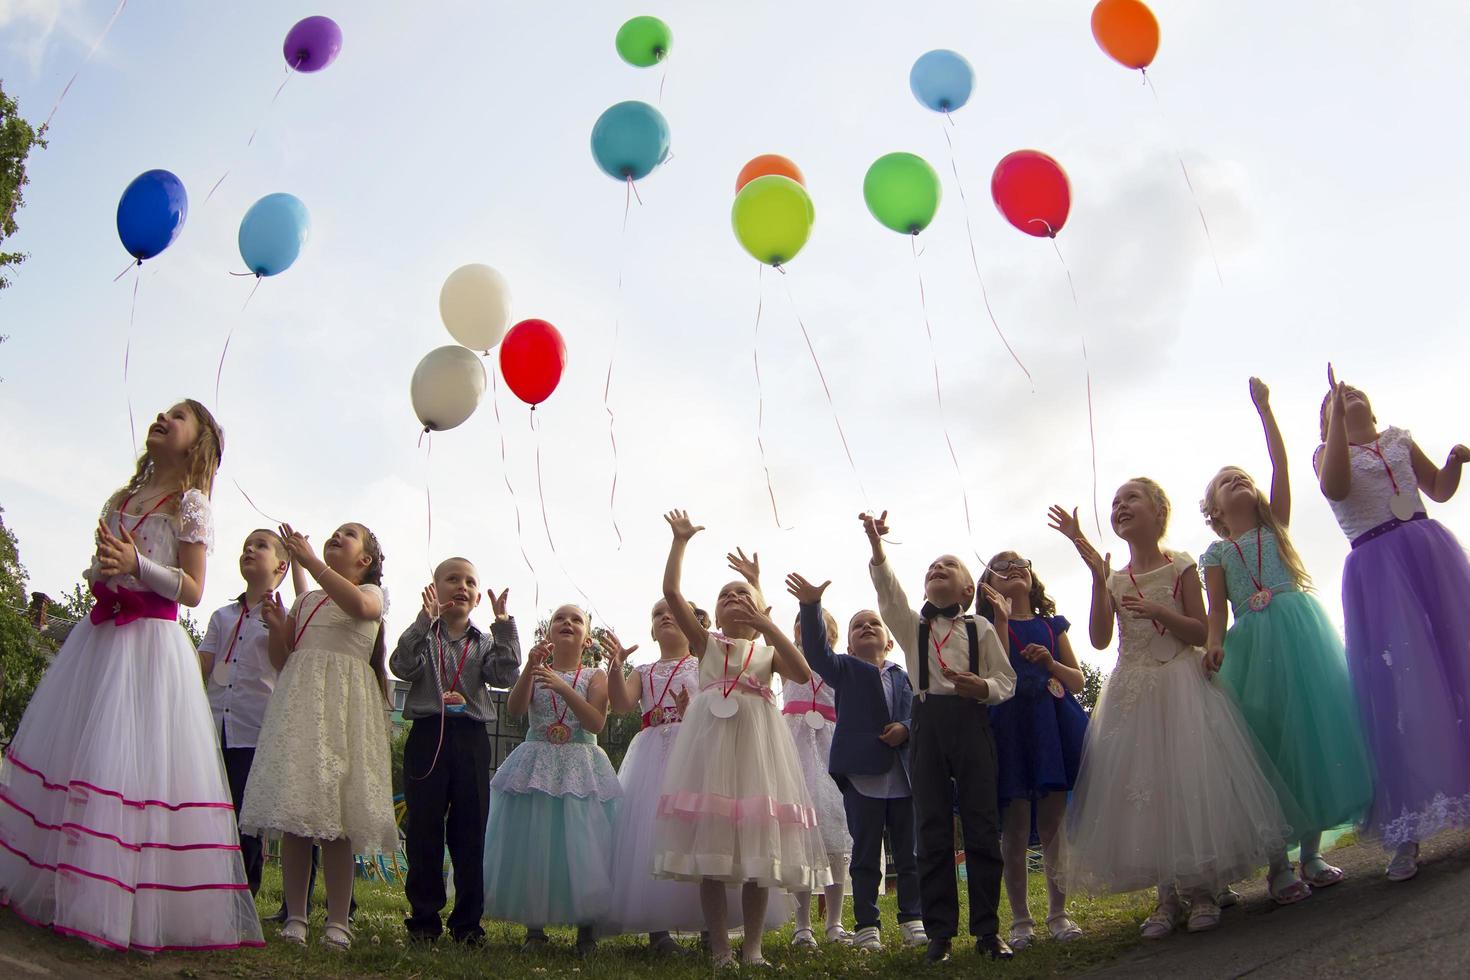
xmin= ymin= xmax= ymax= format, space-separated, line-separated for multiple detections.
xmin=664 ymin=510 xmax=705 ymax=542
xmin=1019 ymin=642 xmax=1055 ymax=669
xmin=95 ymin=520 xmax=140 ymax=578
xmin=784 ymin=572 xmax=831 ymax=606
xmin=278 ymin=523 xmax=316 ymax=566
xmin=879 ymin=722 xmax=909 ymax=747
xmin=980 ymin=582 xmax=1011 ymax=618
xmin=261 ymin=592 xmax=288 ymax=633
xmin=1046 ymin=504 xmax=1084 ymax=542
xmin=527 ymin=640 xmax=554 ymax=667
xmin=531 ymin=663 xmax=573 ymax=696
xmin=602 ymin=631 xmax=639 ymax=673
xmin=1074 ymin=538 xmax=1113 ymax=582
xmin=858 ymin=510 xmax=890 ymax=544
xmin=488 ymin=587 xmax=510 ymax=619
xmin=421 ymin=583 xmax=440 ymax=620
xmin=726 ymin=547 xmax=761 ymax=587
xmin=1448 ymin=445 xmax=1470 ymax=467
xmin=672 ymin=685 xmax=691 ymax=719
xmin=1249 ymin=376 xmax=1271 ymax=412
xmin=722 ymin=592 xmax=773 ymax=633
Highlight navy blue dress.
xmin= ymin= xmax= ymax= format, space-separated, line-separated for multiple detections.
xmin=988 ymin=615 xmax=1088 ymax=809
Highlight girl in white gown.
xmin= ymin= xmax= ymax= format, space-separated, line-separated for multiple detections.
xmin=1049 ymin=480 xmax=1293 ymax=939
xmin=0 ymin=400 xmax=261 ymax=953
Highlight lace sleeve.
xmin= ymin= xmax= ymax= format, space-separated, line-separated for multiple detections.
xmin=1198 ymin=540 xmax=1223 ymax=568
xmin=177 ymin=489 xmax=215 ymax=554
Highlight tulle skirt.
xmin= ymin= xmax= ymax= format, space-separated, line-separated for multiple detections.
xmin=1217 ymin=591 xmax=1373 ymax=836
xmin=482 ymin=786 xmax=617 ymax=927
xmin=1341 ymin=518 xmax=1470 ymax=848
xmin=0 ymin=616 xmax=263 ymax=952
xmin=654 ymin=689 xmax=832 ymax=892
xmin=1064 ymin=652 xmax=1293 ymax=895
xmin=784 ymin=713 xmax=852 ymax=861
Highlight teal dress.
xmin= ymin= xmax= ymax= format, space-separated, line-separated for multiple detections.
xmin=482 ymin=668 xmax=621 ymax=927
xmin=1201 ymin=528 xmax=1373 ymax=837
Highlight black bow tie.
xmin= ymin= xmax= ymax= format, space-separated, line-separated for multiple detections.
xmin=921 ymin=601 xmax=961 ymax=621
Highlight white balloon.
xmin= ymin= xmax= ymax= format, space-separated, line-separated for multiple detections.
xmin=439 ymin=263 xmax=511 ymax=351
xmin=411 ymin=346 xmax=486 ymax=432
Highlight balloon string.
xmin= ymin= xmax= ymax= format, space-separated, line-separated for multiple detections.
xmin=1044 ymin=232 xmax=1104 ymax=543
xmin=912 ymin=236 xmax=981 ymax=561
xmin=240 ymin=276 xmax=262 ymax=311
xmin=491 ymin=370 xmax=540 ymax=612
xmin=657 ymin=51 xmax=670 ymax=105
xmin=39 ymin=0 xmax=128 ymax=134
xmin=214 ymin=328 xmax=233 ymax=410
xmin=422 ymin=431 xmax=434 ymax=580
xmin=233 ymin=479 xmax=285 ymax=526
xmin=1141 ymin=73 xmax=1223 ymax=287
xmin=530 ymin=410 xmax=603 ymax=623
xmin=123 ymin=266 xmax=140 ymax=459
xmin=780 ymin=274 xmax=871 ymax=511
xmin=112 ymin=258 xmax=137 ymax=283
xmin=751 ymin=264 xmax=790 ymax=530
xmin=205 ymin=56 xmax=303 ymax=204
xmin=940 ymin=114 xmax=1033 ymax=389
xmin=601 ymin=181 xmax=633 ymax=551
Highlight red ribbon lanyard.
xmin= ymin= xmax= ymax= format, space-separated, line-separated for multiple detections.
xmin=118 ymin=491 xmax=176 ymax=535
xmin=549 ymin=665 xmax=585 ymax=728
xmin=436 ymin=626 xmax=473 ymax=695
xmin=719 ymin=636 xmax=758 ymax=698
xmin=219 ymin=600 xmax=252 ymax=670
xmin=928 ymin=620 xmax=959 ymax=673
xmin=810 ymin=676 xmax=826 ymax=702
xmin=1228 ymin=527 xmax=1268 ymax=595
xmin=649 ymin=655 xmax=691 ymax=713
xmin=292 ymin=594 xmax=332 ymax=647
xmin=1351 ymin=439 xmax=1401 ymax=495
xmin=1006 ymin=619 xmax=1055 ymax=655
xmin=1126 ymin=555 xmax=1181 ymax=636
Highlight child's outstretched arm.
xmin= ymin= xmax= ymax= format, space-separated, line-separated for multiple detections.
xmin=1410 ymin=440 xmax=1470 ymax=503
xmin=1251 ymin=377 xmax=1291 ymax=525
xmin=280 ymin=523 xmax=383 ymax=621
xmin=662 ymin=510 xmax=710 ymax=656
xmin=1316 ymin=366 xmax=1353 ymax=501
xmin=862 ymin=511 xmax=919 ymax=658
xmin=725 ymin=593 xmax=810 ymax=684
xmin=506 ymin=640 xmax=546 ymax=719
xmin=786 ymin=572 xmax=844 ymax=686
xmin=263 ymin=593 xmax=295 ymax=672
xmin=727 ymin=547 xmax=762 ymax=593
xmin=1049 ymin=505 xmax=1114 ymax=650
xmin=602 ymin=631 xmax=643 ymax=714
xmin=1203 ymin=565 xmax=1230 ymax=673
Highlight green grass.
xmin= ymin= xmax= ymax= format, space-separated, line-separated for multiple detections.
xmin=0 ymin=861 xmax=1159 ymax=978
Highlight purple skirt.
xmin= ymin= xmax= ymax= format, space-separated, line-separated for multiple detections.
xmin=1342 ymin=517 xmax=1470 ymax=848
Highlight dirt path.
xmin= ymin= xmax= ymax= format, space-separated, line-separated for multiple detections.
xmin=1086 ymin=829 xmax=1470 ymax=979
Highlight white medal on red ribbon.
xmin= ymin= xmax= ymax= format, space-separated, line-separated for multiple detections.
xmin=1389 ymin=494 xmax=1418 ymax=522
xmin=804 ymin=709 xmax=826 ymax=730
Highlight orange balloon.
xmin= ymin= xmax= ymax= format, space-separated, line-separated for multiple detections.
xmin=1091 ymin=0 xmax=1159 ymax=71
xmin=736 ymin=154 xmax=805 ymax=194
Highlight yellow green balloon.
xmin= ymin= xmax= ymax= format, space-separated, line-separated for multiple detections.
xmin=616 ymin=16 xmax=672 ymax=68
xmin=863 ymin=152 xmax=941 ymax=234
xmin=731 ymin=175 xmax=815 ymax=267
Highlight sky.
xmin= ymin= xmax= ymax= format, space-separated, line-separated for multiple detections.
xmin=1 ymin=0 xmax=1466 ymax=674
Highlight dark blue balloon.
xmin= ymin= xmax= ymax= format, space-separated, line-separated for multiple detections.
xmin=116 ymin=170 xmax=188 ymax=261
xmin=910 ymin=49 xmax=975 ymax=113
xmin=590 ymin=101 xmax=670 ymax=182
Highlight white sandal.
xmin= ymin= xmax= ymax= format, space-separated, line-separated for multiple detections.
xmin=279 ymin=915 xmax=309 ymax=946
xmin=1387 ymin=842 xmax=1420 ymax=882
xmin=791 ymin=927 xmax=817 ymax=948
xmin=320 ymin=921 xmax=353 ymax=950
xmin=825 ymin=924 xmax=854 ymax=946
xmin=1008 ymin=918 xmax=1035 ymax=951
xmin=1047 ymin=914 xmax=1083 ymax=943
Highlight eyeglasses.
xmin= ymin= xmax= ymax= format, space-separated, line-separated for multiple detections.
xmin=988 ymin=559 xmax=1032 ymax=574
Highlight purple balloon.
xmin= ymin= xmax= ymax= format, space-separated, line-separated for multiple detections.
xmin=283 ymin=16 xmax=342 ymax=72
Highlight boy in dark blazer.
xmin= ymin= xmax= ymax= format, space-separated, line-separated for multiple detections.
xmin=787 ymin=572 xmax=926 ymax=953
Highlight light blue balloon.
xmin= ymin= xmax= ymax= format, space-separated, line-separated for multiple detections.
xmin=909 ymin=49 xmax=974 ymax=113
xmin=238 ymin=193 xmax=310 ymax=277
xmin=590 ymin=101 xmax=670 ymax=182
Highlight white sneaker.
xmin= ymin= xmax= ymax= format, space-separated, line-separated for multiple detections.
xmin=900 ymin=919 xmax=928 ymax=948
xmin=791 ymin=927 xmax=818 ymax=948
xmin=854 ymin=926 xmax=883 ymax=951
xmin=825 ymin=925 xmax=854 ymax=946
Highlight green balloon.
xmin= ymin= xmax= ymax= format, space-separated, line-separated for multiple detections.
xmin=615 ymin=16 xmax=672 ymax=67
xmin=731 ymin=175 xmax=815 ymax=267
xmin=863 ymin=152 xmax=941 ymax=234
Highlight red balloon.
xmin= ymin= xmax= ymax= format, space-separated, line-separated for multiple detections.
xmin=498 ymin=318 xmax=567 ymax=406
xmin=991 ymin=150 xmax=1072 ymax=238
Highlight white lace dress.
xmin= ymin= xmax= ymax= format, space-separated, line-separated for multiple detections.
xmin=238 ymin=587 xmax=398 ymax=855
xmin=1062 ymin=551 xmax=1293 ymax=896
xmin=0 ymin=489 xmax=263 ymax=951
xmin=780 ymin=675 xmax=851 ymax=864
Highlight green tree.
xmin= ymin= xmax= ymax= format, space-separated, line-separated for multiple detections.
xmin=0 ymin=507 xmax=54 ymax=742
xmin=1080 ymin=661 xmax=1108 ymax=714
xmin=1 ymin=82 xmax=45 ymax=292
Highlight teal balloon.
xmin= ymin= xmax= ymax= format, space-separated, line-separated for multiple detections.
xmin=238 ymin=193 xmax=310 ymax=276
xmin=590 ymin=101 xmax=670 ymax=181
xmin=731 ymin=175 xmax=814 ymax=267
xmin=615 ymin=15 xmax=672 ymax=67
xmin=863 ymin=153 xmax=941 ymax=235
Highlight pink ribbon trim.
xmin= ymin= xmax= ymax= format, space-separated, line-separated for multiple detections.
xmin=0 ymin=837 xmax=249 ymax=894
xmin=781 ymin=700 xmax=837 ymax=721
xmin=699 ymin=678 xmax=776 ymax=704
xmin=1 ymin=899 xmax=265 ymax=953
xmin=657 ymin=790 xmax=817 ymax=829
xmin=6 ymin=751 xmax=235 ymax=812
xmin=0 ymin=791 xmax=240 ymax=854
xmin=88 ymin=581 xmax=178 ymax=626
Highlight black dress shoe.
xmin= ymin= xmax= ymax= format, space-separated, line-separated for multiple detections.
xmin=977 ymin=934 xmax=1014 ymax=960
xmin=925 ymin=938 xmax=952 ymax=964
